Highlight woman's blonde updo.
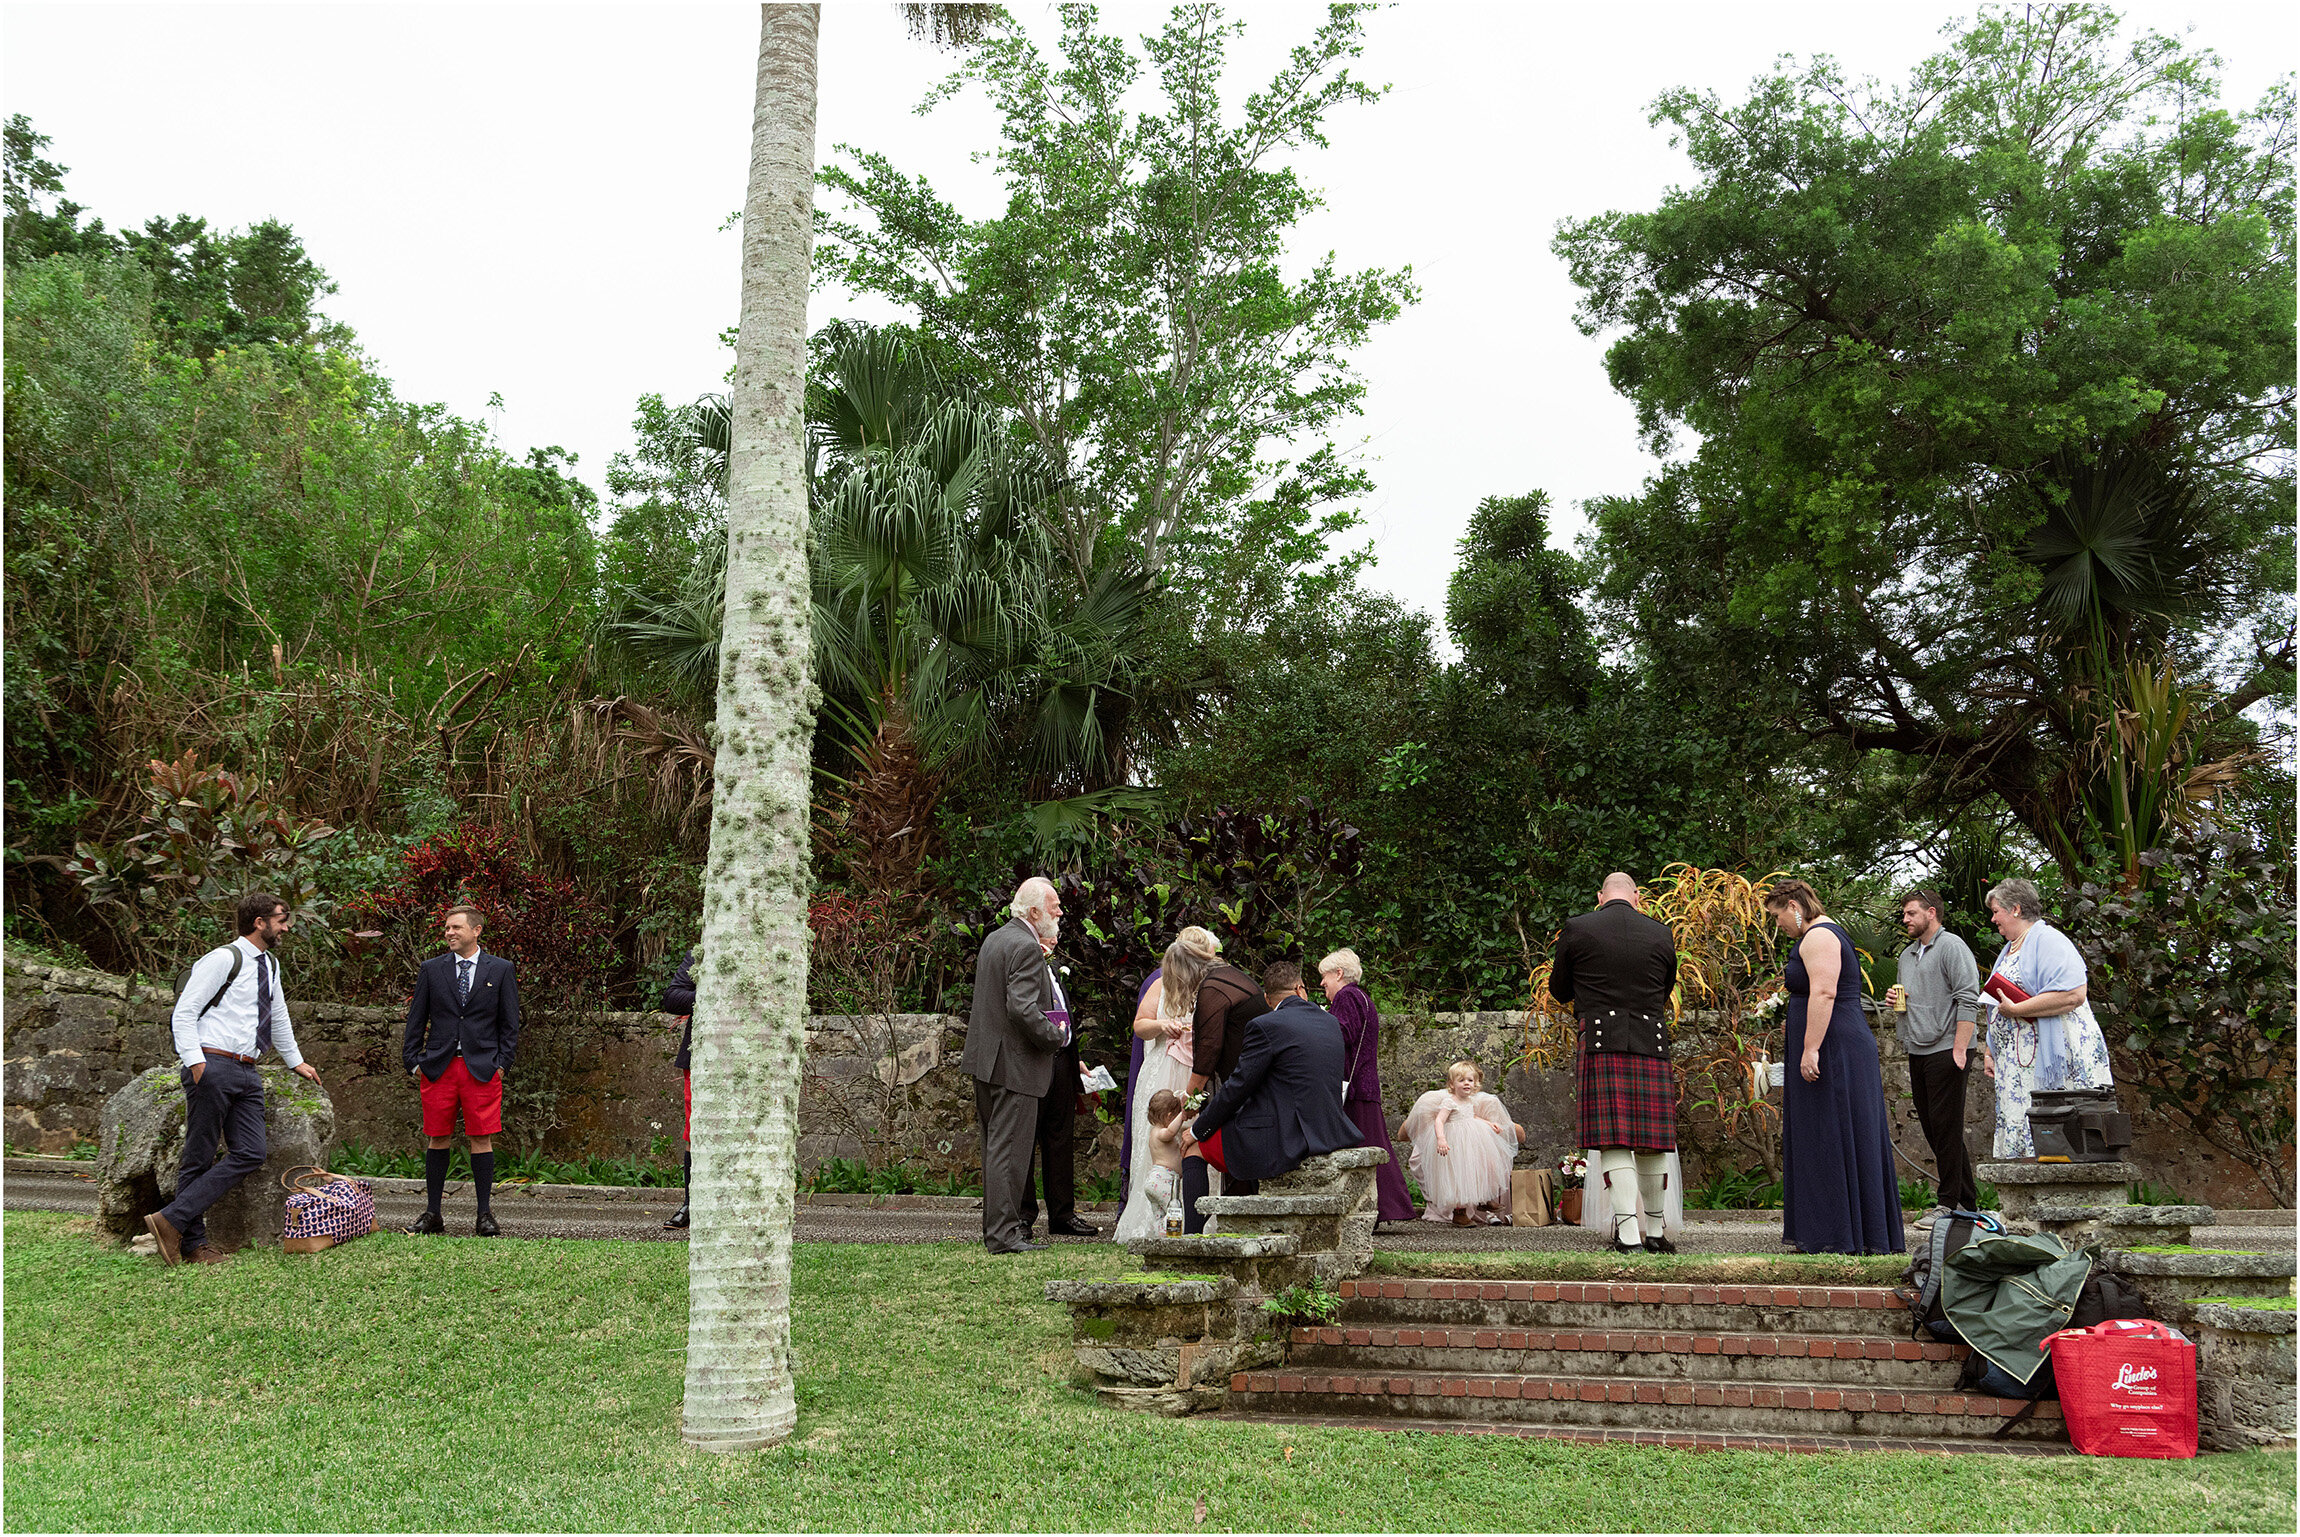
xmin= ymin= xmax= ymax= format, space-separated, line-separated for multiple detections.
xmin=1160 ymin=926 xmax=1222 ymax=1018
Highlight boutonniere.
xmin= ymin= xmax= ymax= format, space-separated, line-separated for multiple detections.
xmin=1058 ymin=965 xmax=1071 ymax=977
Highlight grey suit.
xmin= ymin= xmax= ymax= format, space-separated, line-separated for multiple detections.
xmin=964 ymin=916 xmax=1069 ymax=1251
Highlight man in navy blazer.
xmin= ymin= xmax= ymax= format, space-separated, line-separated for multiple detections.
xmin=401 ymin=905 xmax=521 ymax=1236
xmin=1184 ymin=961 xmax=1361 ymax=1185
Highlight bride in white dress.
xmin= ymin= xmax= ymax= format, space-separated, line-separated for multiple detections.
xmin=1114 ymin=928 xmax=1224 ymax=1242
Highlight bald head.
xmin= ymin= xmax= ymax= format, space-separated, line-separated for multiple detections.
xmin=1599 ymin=872 xmax=1640 ymax=908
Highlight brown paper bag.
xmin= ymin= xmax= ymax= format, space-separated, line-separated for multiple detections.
xmin=1511 ymin=1167 xmax=1554 ymax=1227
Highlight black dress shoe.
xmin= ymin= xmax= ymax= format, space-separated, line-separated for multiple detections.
xmin=1046 ymin=1217 xmax=1100 ymax=1237
xmin=405 ymin=1210 xmax=446 ymax=1236
xmin=1644 ymin=1235 xmax=1678 ymax=1255
xmin=1610 ymin=1238 xmax=1645 ymax=1255
xmin=664 ymin=1204 xmax=690 ymax=1230
xmin=990 ymin=1240 xmax=1050 ymax=1254
xmin=474 ymin=1212 xmax=501 ymax=1237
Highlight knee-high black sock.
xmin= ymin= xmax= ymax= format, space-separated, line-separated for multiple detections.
xmin=424 ymin=1147 xmax=450 ymax=1216
xmin=471 ymin=1150 xmax=495 ymax=1216
xmin=681 ymin=1151 xmax=692 ymax=1198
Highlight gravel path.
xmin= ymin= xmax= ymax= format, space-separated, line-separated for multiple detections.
xmin=10 ymin=1159 xmax=2287 ymax=1252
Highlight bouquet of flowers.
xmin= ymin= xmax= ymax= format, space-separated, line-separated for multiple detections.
xmin=1555 ymin=1154 xmax=1587 ymax=1191
xmin=1743 ymin=987 xmax=1785 ymax=1022
xmin=1182 ymin=1089 xmax=1210 ymax=1116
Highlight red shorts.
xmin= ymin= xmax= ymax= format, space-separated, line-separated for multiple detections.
xmin=420 ymin=1056 xmax=504 ymax=1137
xmin=1196 ymin=1128 xmax=1228 ymax=1174
xmin=682 ymin=1071 xmax=692 ymax=1143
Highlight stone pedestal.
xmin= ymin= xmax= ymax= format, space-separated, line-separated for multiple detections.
xmin=1044 ymin=1275 xmax=1281 ymax=1415
xmin=1072 ymin=1149 xmax=1393 ymax=1414
xmin=1977 ymin=1159 xmax=2143 ymax=1222
xmin=96 ymin=1065 xmax=337 ymax=1253
xmin=2105 ymin=1247 xmax=2297 ymax=1327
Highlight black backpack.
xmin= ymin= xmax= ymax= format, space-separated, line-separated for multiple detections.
xmin=172 ymin=946 xmax=243 ymax=1020
xmin=1897 ymin=1208 xmax=2003 ymax=1342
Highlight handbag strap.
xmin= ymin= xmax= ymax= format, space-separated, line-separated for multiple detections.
xmin=281 ymin=1164 xmax=338 ymax=1194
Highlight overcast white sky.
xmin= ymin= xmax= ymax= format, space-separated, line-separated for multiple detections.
xmin=5 ymin=2 xmax=2293 ymax=627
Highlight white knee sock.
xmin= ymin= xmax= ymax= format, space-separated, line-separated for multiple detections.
xmin=1600 ymin=1148 xmax=1640 ymax=1247
xmin=1635 ymin=1151 xmax=1668 ymax=1240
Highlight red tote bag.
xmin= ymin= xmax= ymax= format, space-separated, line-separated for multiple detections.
xmin=2047 ymin=1319 xmax=2198 ymax=1459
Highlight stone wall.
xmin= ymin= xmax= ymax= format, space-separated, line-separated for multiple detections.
xmin=3 ymin=953 xmax=2280 ymax=1205
xmin=0 ymin=954 xmax=1123 ymax=1185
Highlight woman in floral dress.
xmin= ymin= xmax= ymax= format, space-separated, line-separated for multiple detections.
xmin=1979 ymin=879 xmax=2115 ymax=1158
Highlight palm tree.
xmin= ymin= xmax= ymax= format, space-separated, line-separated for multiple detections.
xmin=682 ymin=0 xmax=999 ymax=1457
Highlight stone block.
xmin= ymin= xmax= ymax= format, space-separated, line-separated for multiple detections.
xmin=96 ymin=1065 xmax=337 ymax=1252
xmin=2192 ymin=1304 xmax=2297 ymax=1450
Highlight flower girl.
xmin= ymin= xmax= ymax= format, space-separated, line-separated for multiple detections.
xmin=1401 ymin=1060 xmax=1520 ymax=1225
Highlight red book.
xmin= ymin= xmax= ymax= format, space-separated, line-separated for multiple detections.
xmin=1981 ymin=973 xmax=2031 ymax=1005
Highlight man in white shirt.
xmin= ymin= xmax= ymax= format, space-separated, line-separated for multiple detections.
xmin=144 ymin=891 xmax=323 ymax=1266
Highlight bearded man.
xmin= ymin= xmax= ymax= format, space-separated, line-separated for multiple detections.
xmin=961 ymin=877 xmax=1073 ymax=1254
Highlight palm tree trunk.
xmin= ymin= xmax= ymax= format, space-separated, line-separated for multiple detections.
xmin=682 ymin=0 xmax=820 ymax=1454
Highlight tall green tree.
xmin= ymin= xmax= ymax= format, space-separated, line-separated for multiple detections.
xmin=817 ymin=2 xmax=1415 ymax=588
xmin=1555 ymin=5 xmax=2295 ymax=873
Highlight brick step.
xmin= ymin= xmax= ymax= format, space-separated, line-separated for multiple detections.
xmin=1287 ymin=1325 xmax=1968 ymax=1387
xmin=1338 ymin=1278 xmax=1916 ymax=1338
xmin=1217 ymin=1410 xmax=2071 ymax=1457
xmin=1228 ymin=1370 xmax=2064 ymax=1444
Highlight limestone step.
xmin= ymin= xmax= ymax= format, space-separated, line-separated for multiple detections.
xmin=1336 ymin=1277 xmax=1919 ymax=1338
xmin=1227 ymin=1369 xmax=2066 ymax=1444
xmin=1129 ymin=1232 xmax=1301 ymax=1262
xmin=1286 ymin=1323 xmax=1969 ymax=1387
xmin=1216 ymin=1409 xmax=2071 ymax=1457
xmin=2033 ymin=1202 xmax=2214 ymax=1247
xmin=1196 ymin=1194 xmax=1355 ymax=1218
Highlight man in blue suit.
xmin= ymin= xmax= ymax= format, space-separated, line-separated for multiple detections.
xmin=1184 ymin=961 xmax=1361 ymax=1184
xmin=402 ymin=905 xmax=521 ymax=1236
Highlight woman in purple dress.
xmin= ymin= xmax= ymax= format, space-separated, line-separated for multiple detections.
xmin=1318 ymin=948 xmax=1419 ymax=1224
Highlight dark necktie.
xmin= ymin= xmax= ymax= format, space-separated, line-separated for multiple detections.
xmin=458 ymin=958 xmax=474 ymax=1006
xmin=254 ymin=951 xmax=275 ymax=1057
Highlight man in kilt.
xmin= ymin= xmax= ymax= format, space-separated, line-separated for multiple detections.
xmin=1549 ymin=872 xmax=1680 ymax=1253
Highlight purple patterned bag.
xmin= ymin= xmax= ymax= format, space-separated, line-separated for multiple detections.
xmin=281 ymin=1166 xmax=377 ymax=1253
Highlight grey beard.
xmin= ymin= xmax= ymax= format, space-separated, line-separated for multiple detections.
xmin=1030 ymin=915 xmax=1060 ymax=945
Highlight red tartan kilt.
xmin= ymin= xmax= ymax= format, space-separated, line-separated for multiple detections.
xmin=1577 ymin=1047 xmax=1678 ymax=1150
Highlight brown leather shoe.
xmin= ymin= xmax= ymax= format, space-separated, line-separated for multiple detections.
xmin=189 ymin=1244 xmax=231 ymax=1265
xmin=1452 ymin=1209 xmax=1475 ymax=1227
xmin=144 ymin=1211 xmax=183 ymax=1267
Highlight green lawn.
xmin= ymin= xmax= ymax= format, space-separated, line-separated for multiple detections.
xmin=4 ymin=1212 xmax=2290 ymax=1533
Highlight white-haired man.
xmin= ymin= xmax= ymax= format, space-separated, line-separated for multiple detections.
xmin=961 ymin=877 xmax=1074 ymax=1253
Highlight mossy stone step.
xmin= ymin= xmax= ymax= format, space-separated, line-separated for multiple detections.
xmin=1128 ymin=1233 xmax=1301 ymax=1261
xmin=2107 ymin=1248 xmax=2295 ymax=1278
xmin=1044 ymin=1277 xmax=1236 ymax=1307
xmin=1195 ymin=1195 xmax=1353 ymax=1217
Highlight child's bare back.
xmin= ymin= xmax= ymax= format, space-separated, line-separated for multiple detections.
xmin=1145 ymin=1089 xmax=1188 ymax=1172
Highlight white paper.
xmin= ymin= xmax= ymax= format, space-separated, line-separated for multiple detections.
xmin=1079 ymin=1064 xmax=1117 ymax=1093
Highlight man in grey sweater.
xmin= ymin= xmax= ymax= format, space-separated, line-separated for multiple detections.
xmin=1890 ymin=889 xmax=1982 ymax=1211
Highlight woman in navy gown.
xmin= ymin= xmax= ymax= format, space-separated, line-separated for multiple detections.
xmin=1318 ymin=948 xmax=1418 ymax=1225
xmin=1765 ymin=879 xmax=1904 ymax=1255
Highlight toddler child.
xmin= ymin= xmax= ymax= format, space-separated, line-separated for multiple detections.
xmin=1116 ymin=1089 xmax=1191 ymax=1240
xmin=1400 ymin=1060 xmax=1520 ymax=1225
